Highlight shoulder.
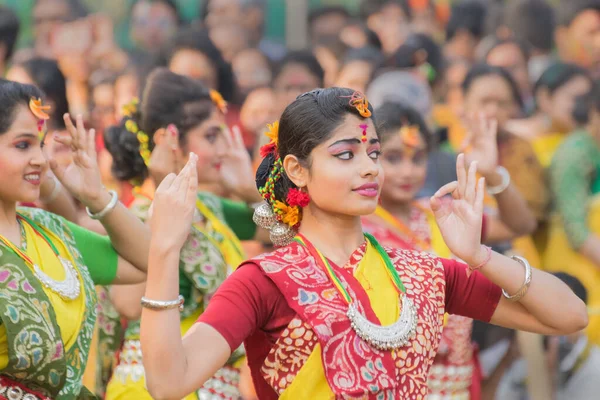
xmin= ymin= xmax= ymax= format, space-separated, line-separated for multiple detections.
xmin=243 ymin=242 xmax=309 ymax=275
xmin=552 ymin=130 xmax=595 ymax=168
xmin=18 ymin=207 xmax=70 ymax=235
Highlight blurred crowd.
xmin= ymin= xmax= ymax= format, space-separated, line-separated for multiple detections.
xmin=1 ymin=0 xmax=600 ymax=399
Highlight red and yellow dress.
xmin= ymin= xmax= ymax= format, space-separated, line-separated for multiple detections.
xmin=362 ymin=203 xmax=483 ymax=399
xmin=197 ymin=233 xmax=501 ymax=399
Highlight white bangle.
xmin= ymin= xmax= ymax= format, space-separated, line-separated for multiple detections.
xmin=141 ymin=295 xmax=184 ymax=312
xmin=502 ymin=256 xmax=532 ymax=302
xmin=487 ymin=166 xmax=510 ymax=195
xmin=86 ymin=190 xmax=119 ymax=220
xmin=42 ymin=175 xmax=62 ymax=203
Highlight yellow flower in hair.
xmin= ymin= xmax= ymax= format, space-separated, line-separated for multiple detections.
xmin=122 ymin=98 xmax=139 ymax=118
xmin=273 ymin=200 xmax=300 ymax=227
xmin=210 ymin=90 xmax=228 ymax=114
xmin=265 ymin=121 xmax=279 ymax=146
xmin=125 ymin=119 xmax=139 ymax=134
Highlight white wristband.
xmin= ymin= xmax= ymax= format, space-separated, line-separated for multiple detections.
xmin=487 ymin=166 xmax=510 ymax=195
xmin=86 ymin=190 xmax=119 ymax=220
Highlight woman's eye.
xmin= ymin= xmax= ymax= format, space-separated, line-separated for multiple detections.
xmin=384 ymin=153 xmax=402 ymax=164
xmin=369 ymin=150 xmax=381 ymax=160
xmin=15 ymin=141 xmax=30 ymax=150
xmin=205 ymin=133 xmax=218 ymax=143
xmin=335 ymin=151 xmax=353 ymax=160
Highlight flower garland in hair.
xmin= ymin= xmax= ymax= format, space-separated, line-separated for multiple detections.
xmin=210 ymin=89 xmax=228 ymax=114
xmin=122 ymin=98 xmax=151 ymax=166
xmin=345 ymin=91 xmax=372 ymax=118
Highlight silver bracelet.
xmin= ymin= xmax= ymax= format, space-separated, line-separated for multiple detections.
xmin=41 ymin=175 xmax=62 ymax=203
xmin=502 ymin=255 xmax=532 ymax=302
xmin=141 ymin=295 xmax=185 ymax=312
xmin=86 ymin=190 xmax=119 ymax=220
xmin=487 ymin=166 xmax=511 ymax=195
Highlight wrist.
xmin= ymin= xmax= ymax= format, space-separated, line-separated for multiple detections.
xmin=465 ymin=245 xmax=491 ymax=268
xmin=83 ymin=189 xmax=113 ymax=214
xmin=483 ymin=169 xmax=502 ymax=187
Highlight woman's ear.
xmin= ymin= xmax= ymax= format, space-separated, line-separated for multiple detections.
xmin=152 ymin=128 xmax=167 ymax=145
xmin=283 ymin=154 xmax=308 ymax=188
xmin=153 ymin=124 xmax=180 ymax=149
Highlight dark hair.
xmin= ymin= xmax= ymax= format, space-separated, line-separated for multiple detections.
xmin=0 ymin=79 xmax=45 ymax=135
xmin=462 ymin=63 xmax=524 ymax=110
xmin=256 ymin=87 xmax=376 ymax=202
xmin=167 ymin=27 xmax=237 ymax=103
xmin=446 ymin=1 xmax=487 ymax=41
xmin=33 ymin=0 xmax=89 ymax=19
xmin=533 ymin=62 xmax=593 ymax=98
xmin=483 ymin=37 xmax=530 ymax=63
xmin=572 ymin=84 xmax=600 ymax=125
xmin=342 ymin=20 xmax=382 ymax=50
xmin=343 ymin=46 xmax=384 ymax=69
xmin=273 ymin=50 xmax=325 ymax=88
xmin=375 ymin=102 xmax=433 ymax=151
xmin=200 ymin=0 xmax=266 ymax=20
xmin=553 ymin=272 xmax=588 ymax=304
xmin=557 ymin=0 xmax=600 ymax=27
xmin=505 ymin=0 xmax=555 ymax=52
xmin=308 ymin=6 xmax=350 ymax=28
xmin=16 ymin=58 xmax=68 ymax=130
xmin=0 ymin=6 xmax=19 ymax=62
xmin=104 ymin=68 xmax=214 ymax=182
xmin=359 ymin=0 xmax=410 ymax=20
xmin=390 ymin=33 xmax=444 ymax=84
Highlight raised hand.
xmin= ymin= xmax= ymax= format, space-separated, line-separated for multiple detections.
xmin=461 ymin=113 xmax=498 ymax=178
xmin=150 ymin=153 xmax=198 ymax=252
xmin=219 ymin=125 xmax=261 ymax=203
xmin=430 ymin=154 xmax=485 ymax=265
xmin=148 ymin=124 xmax=184 ymax=186
xmin=49 ymin=114 xmax=107 ymax=210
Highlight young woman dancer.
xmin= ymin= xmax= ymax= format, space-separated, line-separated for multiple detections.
xmin=140 ymin=87 xmax=587 ymax=400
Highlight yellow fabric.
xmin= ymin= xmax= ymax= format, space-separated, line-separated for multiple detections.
xmin=544 ymin=195 xmax=600 ymax=345
xmin=280 ymin=240 xmax=399 ymax=398
xmin=104 ymin=308 xmax=203 ymax=400
xmin=195 ymin=198 xmax=245 ymax=270
xmin=531 ymin=133 xmax=566 ymax=168
xmin=426 ymin=210 xmax=452 ymax=259
xmin=0 ymin=222 xmax=86 ymax=369
xmin=432 ymin=104 xmax=467 ymax=151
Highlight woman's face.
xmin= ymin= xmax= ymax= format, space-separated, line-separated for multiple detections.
xmin=300 ymin=114 xmax=383 ymax=217
xmin=463 ymin=74 xmax=520 ymax=129
xmin=546 ymin=76 xmax=593 ymax=132
xmin=6 ymin=66 xmax=35 ymax=85
xmin=182 ymin=109 xmax=227 ymax=184
xmin=335 ymin=60 xmax=373 ymax=93
xmin=379 ymin=129 xmax=428 ymax=205
xmin=274 ymin=64 xmax=321 ymax=111
xmin=130 ymin=0 xmax=178 ymax=51
xmin=169 ymin=49 xmax=218 ymax=90
xmin=0 ymin=105 xmax=48 ymax=204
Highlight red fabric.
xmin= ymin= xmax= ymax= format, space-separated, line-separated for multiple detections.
xmin=198 ymin=257 xmax=501 ymax=399
xmin=0 ymin=375 xmax=51 ymax=400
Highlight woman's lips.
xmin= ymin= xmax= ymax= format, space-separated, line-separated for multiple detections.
xmin=353 ymin=183 xmax=379 ymax=198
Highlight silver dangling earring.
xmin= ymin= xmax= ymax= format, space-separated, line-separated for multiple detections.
xmin=269 ymin=222 xmax=296 ymax=247
xmin=252 ymin=202 xmax=277 ymax=229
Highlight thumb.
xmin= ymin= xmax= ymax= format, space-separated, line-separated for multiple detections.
xmin=430 ymin=195 xmax=442 ymax=213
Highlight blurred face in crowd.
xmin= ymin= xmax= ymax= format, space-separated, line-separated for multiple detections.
xmin=240 ymin=87 xmax=276 ymax=136
xmin=310 ymin=12 xmax=349 ymax=44
xmin=114 ymin=73 xmax=139 ymax=121
xmin=379 ymin=129 xmax=428 ymax=205
xmin=130 ymin=0 xmax=178 ymax=52
xmin=205 ymin=0 xmax=263 ymax=41
xmin=556 ymin=9 xmax=600 ymax=76
xmin=6 ymin=66 xmax=35 ymax=86
xmin=366 ymin=3 xmax=409 ymax=54
xmin=335 ymin=60 xmax=373 ymax=94
xmin=169 ymin=48 xmax=218 ymax=90
xmin=33 ymin=0 xmax=71 ymax=57
xmin=314 ymin=45 xmax=341 ymax=88
xmin=463 ymin=74 xmax=520 ymax=129
xmin=273 ymin=63 xmax=321 ymax=110
xmin=443 ymin=60 xmax=469 ymax=114
xmin=92 ymin=83 xmax=116 ymax=132
xmin=538 ymin=75 xmax=592 ymax=133
xmin=210 ymin=25 xmax=249 ymax=62
xmin=486 ymin=43 xmax=531 ymax=101
xmin=232 ymin=48 xmax=272 ymax=97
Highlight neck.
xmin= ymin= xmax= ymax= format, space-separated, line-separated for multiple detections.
xmin=379 ymin=198 xmax=413 ymax=222
xmin=0 ymin=199 xmax=20 ymax=245
xmin=298 ymin=204 xmax=365 ymax=267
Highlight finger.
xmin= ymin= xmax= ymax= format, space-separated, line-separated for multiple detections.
xmin=185 ymin=153 xmax=198 ymax=203
xmin=488 ymin=118 xmax=498 ymax=140
xmin=221 ymin=124 xmax=234 ymax=148
xmin=63 ymin=113 xmax=78 ymax=148
xmin=171 ymin=153 xmax=193 ymax=192
xmin=475 ymin=177 xmax=485 ymax=215
xmin=52 ymin=132 xmax=73 ymax=148
xmin=232 ymin=125 xmax=245 ymax=149
xmin=87 ymin=128 xmax=97 ymax=162
xmin=430 ymin=195 xmax=442 ymax=213
xmin=465 ymin=161 xmax=477 ymax=204
xmin=155 ymin=173 xmax=176 ymax=193
xmin=433 ymin=181 xmax=459 ymax=198
xmin=75 ymin=114 xmax=87 ymax=149
xmin=456 ymin=153 xmax=467 ymax=198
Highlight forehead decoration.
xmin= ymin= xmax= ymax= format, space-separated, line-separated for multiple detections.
xmin=399 ymin=125 xmax=425 ymax=156
xmin=360 ymin=124 xmax=368 ymax=143
xmin=210 ymin=89 xmax=228 ymax=114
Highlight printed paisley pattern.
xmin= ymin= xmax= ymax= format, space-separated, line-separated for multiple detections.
xmin=253 ymin=241 xmax=446 ymax=399
xmin=0 ymin=208 xmax=97 ymax=399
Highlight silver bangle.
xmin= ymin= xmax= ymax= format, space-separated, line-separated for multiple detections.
xmin=86 ymin=190 xmax=119 ymax=220
xmin=141 ymin=295 xmax=185 ymax=312
xmin=502 ymin=255 xmax=532 ymax=302
xmin=42 ymin=175 xmax=62 ymax=203
xmin=487 ymin=166 xmax=510 ymax=195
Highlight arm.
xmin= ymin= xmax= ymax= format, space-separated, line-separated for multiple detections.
xmin=110 ymin=283 xmax=146 ymax=320
xmin=432 ymin=154 xmax=588 ymax=336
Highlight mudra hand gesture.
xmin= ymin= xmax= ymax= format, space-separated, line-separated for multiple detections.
xmin=219 ymin=125 xmax=261 ymax=203
xmin=460 ymin=113 xmax=499 ymax=178
xmin=48 ymin=114 xmax=107 ymax=210
xmin=430 ymin=154 xmax=485 ymax=265
xmin=150 ymin=153 xmax=198 ymax=252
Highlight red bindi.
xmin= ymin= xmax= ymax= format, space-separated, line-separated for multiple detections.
xmin=359 ymin=124 xmax=368 ymax=143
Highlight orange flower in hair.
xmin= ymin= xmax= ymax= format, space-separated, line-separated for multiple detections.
xmin=399 ymin=125 xmax=424 ymax=149
xmin=346 ymin=91 xmax=372 ymax=118
xmin=29 ymin=98 xmax=51 ymax=120
xmin=210 ymin=89 xmax=228 ymax=114
xmin=260 ymin=120 xmax=280 ymax=157
xmin=273 ymin=200 xmax=300 ymax=227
